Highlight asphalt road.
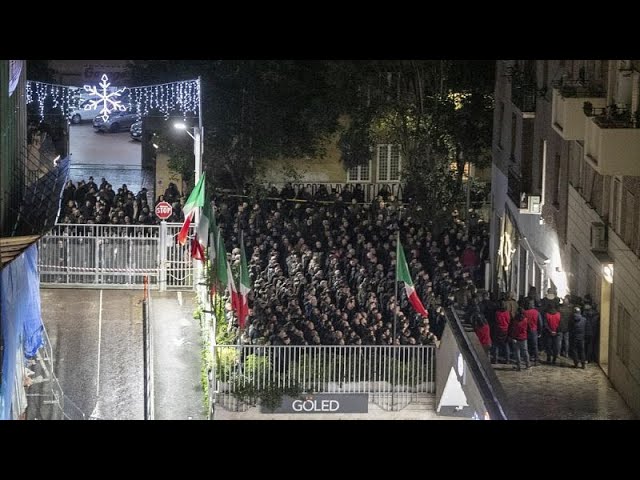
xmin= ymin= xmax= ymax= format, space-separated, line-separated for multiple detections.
xmin=68 ymin=123 xmax=154 ymax=200
xmin=39 ymin=288 xmax=144 ymax=420
xmin=69 ymin=122 xmax=141 ymax=166
xmin=151 ymin=291 xmax=205 ymax=420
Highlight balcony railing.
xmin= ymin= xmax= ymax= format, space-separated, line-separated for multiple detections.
xmin=511 ymin=83 xmax=537 ymax=113
xmin=507 ymin=167 xmax=524 ymax=208
xmin=586 ymin=105 xmax=640 ymax=129
xmin=551 ymin=81 xmax=608 ymax=140
xmin=552 ymin=78 xmax=606 ymax=98
xmin=584 ymin=108 xmax=640 ymax=176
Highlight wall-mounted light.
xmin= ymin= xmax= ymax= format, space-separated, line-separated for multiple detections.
xmin=603 ymin=263 xmax=614 ymax=283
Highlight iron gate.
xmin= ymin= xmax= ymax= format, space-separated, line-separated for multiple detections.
xmin=38 ymin=223 xmax=195 ymax=290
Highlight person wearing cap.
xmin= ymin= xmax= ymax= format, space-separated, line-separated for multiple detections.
xmin=569 ymin=306 xmax=587 ymax=369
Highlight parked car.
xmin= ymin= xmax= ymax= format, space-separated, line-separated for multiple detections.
xmin=93 ymin=111 xmax=139 ymax=133
xmin=68 ymin=99 xmax=101 ymax=124
xmin=130 ymin=120 xmax=142 ymax=141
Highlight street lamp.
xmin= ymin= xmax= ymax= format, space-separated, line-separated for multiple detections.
xmin=173 ymin=121 xmax=203 ymax=223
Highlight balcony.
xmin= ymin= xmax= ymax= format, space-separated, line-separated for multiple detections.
xmin=507 ymin=166 xmax=541 ymax=214
xmin=511 ymin=83 xmax=537 ymax=116
xmin=584 ymin=107 xmax=640 ymax=176
xmin=551 ymin=82 xmax=606 ymax=141
xmin=506 ymin=65 xmax=537 ymax=116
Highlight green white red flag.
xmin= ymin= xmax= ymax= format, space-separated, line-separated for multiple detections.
xmin=191 ymin=196 xmax=212 ymax=263
xmin=396 ymin=234 xmax=429 ymax=318
xmin=178 ymin=175 xmax=205 ymax=246
xmin=238 ymin=233 xmax=251 ymax=329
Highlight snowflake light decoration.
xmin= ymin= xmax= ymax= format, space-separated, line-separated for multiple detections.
xmin=83 ymin=74 xmax=128 ymax=121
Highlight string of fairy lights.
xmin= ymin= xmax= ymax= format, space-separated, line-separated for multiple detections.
xmin=25 ymin=76 xmax=200 ymax=122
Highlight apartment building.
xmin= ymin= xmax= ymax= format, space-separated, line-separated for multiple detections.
xmin=491 ymin=59 xmax=640 ymax=416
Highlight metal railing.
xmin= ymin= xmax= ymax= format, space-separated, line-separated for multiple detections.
xmin=142 ymin=276 xmax=154 ymax=420
xmin=445 ymin=307 xmax=516 ymax=420
xmin=27 ymin=322 xmax=87 ymax=420
xmin=553 ymin=78 xmax=605 ymax=98
xmin=263 ymin=182 xmax=404 ymax=204
xmin=37 ymin=222 xmax=194 ymax=289
xmin=212 ymin=344 xmax=435 ymax=412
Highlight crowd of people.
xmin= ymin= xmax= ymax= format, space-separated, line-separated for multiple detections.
xmin=469 ymin=288 xmax=601 ymax=371
xmin=213 ymin=183 xmax=490 ymax=347
xmin=58 ymin=177 xmax=186 ymax=225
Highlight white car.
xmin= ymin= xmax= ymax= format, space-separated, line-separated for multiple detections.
xmin=68 ymin=99 xmax=102 ymax=124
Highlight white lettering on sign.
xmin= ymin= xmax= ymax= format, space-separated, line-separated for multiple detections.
xmin=292 ymin=399 xmax=340 ymax=412
xmin=155 ymin=202 xmax=173 ymax=219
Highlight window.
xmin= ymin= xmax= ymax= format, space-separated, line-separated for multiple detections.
xmin=497 ymin=102 xmax=505 ymax=149
xmin=616 ymin=304 xmax=630 ymax=367
xmin=347 ymin=162 xmax=371 ymax=183
xmin=553 ymin=153 xmax=561 ymax=207
xmin=621 ymin=187 xmax=635 ymax=247
xmin=377 ymin=144 xmax=401 ymax=182
xmin=610 ymin=177 xmax=622 ymax=232
xmin=510 ymin=113 xmax=517 ymax=159
xmin=568 ymin=141 xmax=582 ymax=189
xmin=570 ymin=244 xmax=580 ymax=293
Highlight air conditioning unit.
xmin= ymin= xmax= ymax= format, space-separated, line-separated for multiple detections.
xmin=519 ymin=194 xmax=542 ymax=215
xmin=591 ymin=222 xmax=607 ymax=252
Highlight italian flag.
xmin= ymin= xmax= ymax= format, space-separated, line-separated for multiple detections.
xmin=238 ymin=234 xmax=251 ymax=330
xmin=215 ymin=229 xmax=228 ymax=297
xmin=227 ymin=259 xmax=240 ymax=318
xmin=178 ymin=175 xmax=205 ymax=246
xmin=191 ymin=196 xmax=212 ymax=263
xmin=215 ymin=229 xmax=239 ymax=315
xmin=396 ymin=234 xmax=429 ymax=318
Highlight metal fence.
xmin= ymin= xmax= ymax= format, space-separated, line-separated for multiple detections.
xmin=263 ymin=182 xmax=404 ymax=203
xmin=142 ymin=277 xmax=154 ymax=420
xmin=212 ymin=344 xmax=435 ymax=412
xmin=26 ymin=322 xmax=87 ymax=420
xmin=37 ymin=222 xmax=194 ymax=290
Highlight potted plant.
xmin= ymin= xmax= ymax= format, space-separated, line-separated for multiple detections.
xmin=583 ymin=101 xmax=593 ymax=117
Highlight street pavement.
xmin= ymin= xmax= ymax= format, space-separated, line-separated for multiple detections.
xmin=68 ymin=123 xmax=155 ymax=201
xmin=38 ymin=288 xmax=144 ymax=420
xmin=493 ymin=354 xmax=636 ymax=420
xmin=151 ymin=291 xmax=205 ymax=420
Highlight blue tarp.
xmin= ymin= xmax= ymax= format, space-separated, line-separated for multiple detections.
xmin=0 ymin=243 xmax=43 ymax=420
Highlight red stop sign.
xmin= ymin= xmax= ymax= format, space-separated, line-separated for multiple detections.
xmin=155 ymin=201 xmax=173 ymax=220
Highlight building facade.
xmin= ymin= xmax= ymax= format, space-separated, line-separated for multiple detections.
xmin=491 ymin=60 xmax=640 ymax=416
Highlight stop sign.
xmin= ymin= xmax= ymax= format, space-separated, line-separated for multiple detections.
xmin=155 ymin=201 xmax=173 ymax=220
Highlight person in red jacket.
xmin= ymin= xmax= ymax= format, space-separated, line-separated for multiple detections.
xmin=523 ymin=300 xmax=543 ymax=365
xmin=544 ymin=306 xmax=562 ymax=364
xmin=492 ymin=300 xmax=511 ymax=364
xmin=508 ymin=308 xmax=530 ymax=370
xmin=470 ymin=306 xmax=491 ymax=356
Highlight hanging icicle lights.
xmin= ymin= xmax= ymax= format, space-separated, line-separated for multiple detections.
xmin=26 ymin=78 xmax=200 ymax=122
xmin=25 ymin=80 xmax=77 ymax=121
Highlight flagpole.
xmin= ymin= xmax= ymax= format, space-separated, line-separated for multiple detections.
xmin=394 ymin=229 xmax=399 ymax=347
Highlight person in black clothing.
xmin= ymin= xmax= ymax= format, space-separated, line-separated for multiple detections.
xmin=539 ymin=288 xmax=560 ymax=314
xmin=583 ymin=303 xmax=599 ymax=363
xmin=569 ymin=306 xmax=587 ymax=369
xmin=558 ymin=295 xmax=572 ymax=357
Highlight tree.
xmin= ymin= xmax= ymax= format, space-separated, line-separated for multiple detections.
xmin=128 ymin=60 xmax=344 ymax=192
xmin=336 ymin=60 xmax=494 ymax=218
